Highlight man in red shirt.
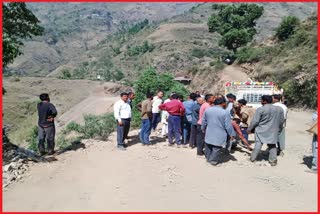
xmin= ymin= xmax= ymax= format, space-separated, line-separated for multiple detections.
xmin=159 ymin=94 xmax=185 ymax=147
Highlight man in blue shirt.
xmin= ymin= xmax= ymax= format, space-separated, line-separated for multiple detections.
xmin=182 ymin=93 xmax=197 ymax=147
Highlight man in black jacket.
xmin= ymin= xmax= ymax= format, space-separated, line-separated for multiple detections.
xmin=37 ymin=93 xmax=57 ymax=156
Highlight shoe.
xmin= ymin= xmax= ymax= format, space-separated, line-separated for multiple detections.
xmin=168 ymin=143 xmax=174 ymax=147
xmin=208 ymin=161 xmax=218 ymax=166
xmin=117 ymin=146 xmax=126 ymax=151
xmin=269 ymin=161 xmax=277 ymax=166
xmin=305 ymin=168 xmax=317 ymax=173
xmin=47 ymin=151 xmax=55 ymax=155
xmin=39 ymin=151 xmax=46 ymax=156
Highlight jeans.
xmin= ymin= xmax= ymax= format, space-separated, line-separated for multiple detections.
xmin=168 ymin=115 xmax=181 ymax=145
xmin=312 ymin=134 xmax=318 ymax=170
xmin=38 ymin=125 xmax=56 ymax=153
xmin=182 ymin=120 xmax=192 ymax=145
xmin=152 ymin=113 xmax=161 ymax=130
xmin=140 ymin=119 xmax=152 ymax=144
xmin=240 ymin=127 xmax=248 ymax=141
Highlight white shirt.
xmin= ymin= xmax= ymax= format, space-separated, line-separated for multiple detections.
xmin=273 ymin=102 xmax=288 ymax=119
xmin=152 ymin=96 xmax=163 ymax=113
xmin=114 ymin=99 xmax=132 ymax=122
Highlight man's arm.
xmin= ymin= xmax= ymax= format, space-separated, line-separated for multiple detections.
xmin=201 ymin=111 xmax=208 ymax=132
xmin=158 ymin=103 xmax=167 ymax=111
xmin=49 ymin=104 xmax=58 ymax=117
xmin=247 ymin=109 xmax=261 ymax=133
xmin=225 ymin=113 xmax=234 ymax=137
xmin=180 ymin=103 xmax=185 ymax=116
xmin=136 ymin=102 xmax=142 ymax=112
xmin=113 ymin=102 xmax=122 ymax=125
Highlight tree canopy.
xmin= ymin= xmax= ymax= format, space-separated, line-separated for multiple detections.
xmin=3 ymin=3 xmax=44 ymax=68
xmin=208 ymin=3 xmax=264 ymax=53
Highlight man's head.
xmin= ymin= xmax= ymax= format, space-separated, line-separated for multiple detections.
xmin=146 ymin=92 xmax=153 ymax=99
xmin=157 ymin=90 xmax=164 ymax=98
xmin=261 ymin=95 xmax=273 ymax=105
xmin=178 ymin=94 xmax=184 ymax=102
xmin=171 ymin=93 xmax=179 ymax=100
xmin=189 ymin=93 xmax=197 ymax=101
xmin=226 ymin=93 xmax=236 ymax=102
xmin=205 ymin=94 xmax=215 ymax=104
xmin=214 ymin=97 xmax=227 ymax=108
xmin=40 ymin=93 xmax=50 ymax=102
xmin=238 ymin=99 xmax=247 ymax=107
xmin=197 ymin=97 xmax=205 ymax=105
xmin=120 ymin=92 xmax=129 ymax=102
xmin=128 ymin=92 xmax=135 ymax=100
xmin=272 ymin=94 xmax=281 ymax=103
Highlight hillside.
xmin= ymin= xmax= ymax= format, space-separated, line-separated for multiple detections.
xmin=5 ymin=3 xmax=197 ymax=76
xmin=6 ymin=2 xmax=316 ymax=79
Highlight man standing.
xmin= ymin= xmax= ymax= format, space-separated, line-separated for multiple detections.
xmin=201 ymin=97 xmax=234 ymax=165
xmin=161 ymin=95 xmax=172 ymax=137
xmin=237 ymin=99 xmax=256 ymax=141
xmin=139 ymin=92 xmax=153 ymax=145
xmin=226 ymin=94 xmax=236 ymax=116
xmin=151 ymin=90 xmax=164 ymax=131
xmin=114 ymin=92 xmax=132 ymax=150
xmin=127 ymin=92 xmax=135 ymax=110
xmin=182 ymin=93 xmax=197 ymax=148
xmin=196 ymin=94 xmax=215 ymax=157
xmin=189 ymin=96 xmax=204 ymax=148
xmin=272 ymin=94 xmax=288 ymax=156
xmin=37 ymin=93 xmax=58 ymax=156
xmin=247 ymin=95 xmax=284 ymax=166
xmin=159 ymin=94 xmax=185 ymax=147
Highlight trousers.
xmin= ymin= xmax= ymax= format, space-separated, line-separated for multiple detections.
xmin=38 ymin=125 xmax=55 ymax=153
xmin=116 ymin=119 xmax=131 ymax=146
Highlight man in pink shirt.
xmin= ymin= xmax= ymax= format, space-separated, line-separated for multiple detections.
xmin=196 ymin=94 xmax=215 ymax=156
xmin=159 ymin=94 xmax=185 ymax=147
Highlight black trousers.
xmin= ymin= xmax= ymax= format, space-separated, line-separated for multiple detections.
xmin=189 ymin=124 xmax=197 ymax=147
xmin=116 ymin=119 xmax=131 ymax=146
xmin=38 ymin=125 xmax=55 ymax=153
xmin=196 ymin=125 xmax=205 ymax=155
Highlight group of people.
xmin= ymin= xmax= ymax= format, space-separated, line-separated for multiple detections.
xmin=34 ymin=90 xmax=316 ymax=170
xmin=113 ymin=90 xmax=290 ymax=166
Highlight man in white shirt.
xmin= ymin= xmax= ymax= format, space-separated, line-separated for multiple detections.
xmin=114 ymin=92 xmax=132 ymax=150
xmin=272 ymin=94 xmax=288 ymax=156
xmin=151 ymin=90 xmax=164 ymax=131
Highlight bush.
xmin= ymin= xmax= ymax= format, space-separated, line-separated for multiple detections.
xmin=60 ymin=69 xmax=71 ymax=79
xmin=276 ymin=16 xmax=300 ymax=41
xmin=26 ymin=126 xmax=39 ymax=152
xmin=65 ymin=121 xmax=83 ymax=133
xmin=127 ymin=41 xmax=155 ymax=56
xmin=236 ymin=47 xmax=265 ymax=63
xmin=191 ymin=48 xmax=207 ymax=58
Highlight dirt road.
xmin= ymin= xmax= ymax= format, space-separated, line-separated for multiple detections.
xmin=3 ymin=110 xmax=317 ymax=212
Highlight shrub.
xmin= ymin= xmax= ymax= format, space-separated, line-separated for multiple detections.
xmin=127 ymin=41 xmax=155 ymax=56
xmin=236 ymin=47 xmax=265 ymax=63
xmin=275 ymin=16 xmax=300 ymax=41
xmin=191 ymin=48 xmax=207 ymax=58
xmin=61 ymin=69 xmax=72 ymax=79
xmin=26 ymin=126 xmax=39 ymax=152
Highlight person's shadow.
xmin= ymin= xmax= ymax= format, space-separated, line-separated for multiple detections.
xmin=126 ymin=134 xmax=167 ymax=147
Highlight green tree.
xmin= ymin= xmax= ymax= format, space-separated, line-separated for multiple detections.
xmin=3 ymin=3 xmax=44 ymax=68
xmin=275 ymin=16 xmax=300 ymax=41
xmin=207 ymin=3 xmax=264 ymax=53
xmin=131 ymin=68 xmax=189 ymax=127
